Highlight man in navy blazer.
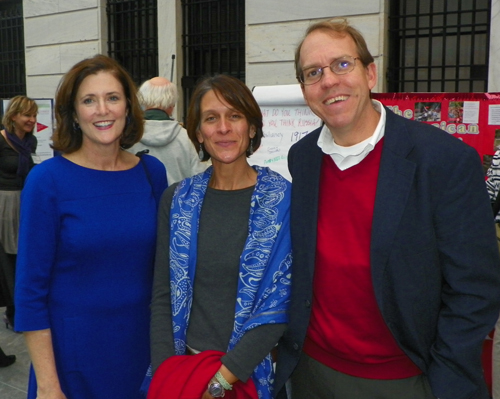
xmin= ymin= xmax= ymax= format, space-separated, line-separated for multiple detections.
xmin=274 ymin=18 xmax=500 ymax=399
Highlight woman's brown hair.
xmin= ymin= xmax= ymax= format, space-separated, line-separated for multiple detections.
xmin=52 ymin=54 xmax=143 ymax=153
xmin=186 ymin=74 xmax=263 ymax=161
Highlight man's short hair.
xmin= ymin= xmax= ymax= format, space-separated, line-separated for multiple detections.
xmin=294 ymin=18 xmax=375 ymax=83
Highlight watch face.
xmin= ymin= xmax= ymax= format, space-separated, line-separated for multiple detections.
xmin=208 ymin=381 xmax=224 ymax=397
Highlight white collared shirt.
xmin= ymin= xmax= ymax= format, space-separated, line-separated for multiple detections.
xmin=317 ymin=100 xmax=386 ymax=171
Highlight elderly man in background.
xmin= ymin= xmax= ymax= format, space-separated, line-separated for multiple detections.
xmin=129 ymin=77 xmax=207 ymax=183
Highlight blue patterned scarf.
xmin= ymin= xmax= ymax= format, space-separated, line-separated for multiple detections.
xmin=170 ymin=165 xmax=292 ymax=399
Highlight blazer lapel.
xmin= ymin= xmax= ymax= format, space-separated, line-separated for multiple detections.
xmin=371 ymin=110 xmax=417 ymax=302
xmin=290 ymin=131 xmax=323 ymax=282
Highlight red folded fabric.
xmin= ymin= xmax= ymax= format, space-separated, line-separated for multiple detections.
xmin=147 ymin=350 xmax=258 ymax=399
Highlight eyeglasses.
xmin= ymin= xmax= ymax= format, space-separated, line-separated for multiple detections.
xmin=298 ymin=56 xmax=360 ymax=85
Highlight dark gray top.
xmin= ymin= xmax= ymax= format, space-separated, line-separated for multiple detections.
xmin=150 ymin=182 xmax=286 ymax=382
xmin=0 ymin=133 xmax=37 ymax=190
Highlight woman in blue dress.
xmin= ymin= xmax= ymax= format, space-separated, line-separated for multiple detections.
xmin=15 ymin=55 xmax=167 ymax=399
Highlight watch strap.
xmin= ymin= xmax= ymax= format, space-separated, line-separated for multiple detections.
xmin=214 ymin=371 xmax=233 ymax=391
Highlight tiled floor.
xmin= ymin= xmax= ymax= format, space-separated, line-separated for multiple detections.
xmin=0 ymin=308 xmax=29 ymax=399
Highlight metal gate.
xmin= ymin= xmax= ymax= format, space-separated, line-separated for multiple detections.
xmin=388 ymin=0 xmax=491 ymax=92
xmin=181 ymin=0 xmax=245 ymax=120
xmin=106 ymin=0 xmax=159 ymax=86
xmin=0 ymin=0 xmax=25 ymax=98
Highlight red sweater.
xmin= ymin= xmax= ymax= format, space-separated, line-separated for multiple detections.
xmin=304 ymin=140 xmax=422 ymax=379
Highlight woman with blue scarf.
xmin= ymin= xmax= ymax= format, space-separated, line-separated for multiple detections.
xmin=0 ymin=95 xmax=38 ymax=333
xmin=148 ymin=75 xmax=292 ymax=399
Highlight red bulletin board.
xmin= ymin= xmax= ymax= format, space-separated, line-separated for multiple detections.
xmin=372 ymin=93 xmax=500 ymax=165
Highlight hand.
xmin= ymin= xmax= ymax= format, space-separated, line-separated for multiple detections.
xmin=36 ymin=386 xmax=67 ymax=399
xmin=201 ymin=389 xmax=214 ymax=399
xmin=24 ymin=330 xmax=66 ymax=399
xmin=36 ymin=391 xmax=67 ymax=399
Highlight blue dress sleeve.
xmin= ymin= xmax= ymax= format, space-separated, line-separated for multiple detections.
xmin=15 ymin=163 xmax=59 ymax=331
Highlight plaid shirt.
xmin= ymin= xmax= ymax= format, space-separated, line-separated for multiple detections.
xmin=486 ymin=150 xmax=500 ymax=222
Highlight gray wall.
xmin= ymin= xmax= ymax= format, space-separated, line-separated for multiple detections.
xmin=245 ymin=0 xmax=388 ymax=92
xmin=489 ymin=0 xmax=500 ymax=91
xmin=23 ymin=0 xmax=106 ymax=98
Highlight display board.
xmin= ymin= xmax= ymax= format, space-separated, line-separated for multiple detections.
xmin=252 ymin=84 xmax=322 ymax=181
xmin=372 ymin=92 xmax=500 ymax=166
xmin=33 ymin=99 xmax=54 ymax=162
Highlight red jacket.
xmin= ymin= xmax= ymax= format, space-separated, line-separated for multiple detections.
xmin=148 ymin=350 xmax=258 ymax=399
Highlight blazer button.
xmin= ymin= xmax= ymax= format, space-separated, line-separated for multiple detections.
xmin=304 ymin=300 xmax=311 ymax=308
xmin=293 ymin=343 xmax=299 ymax=351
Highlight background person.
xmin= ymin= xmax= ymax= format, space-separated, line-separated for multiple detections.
xmin=147 ymin=74 xmax=292 ymax=399
xmin=0 ymin=95 xmax=38 ymax=331
xmin=486 ymin=149 xmax=500 ymax=239
xmin=15 ymin=54 xmax=167 ymax=399
xmin=274 ymin=18 xmax=500 ymax=399
xmin=128 ymin=76 xmax=207 ymax=183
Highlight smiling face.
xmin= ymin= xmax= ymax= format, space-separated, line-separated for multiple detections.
xmin=74 ymin=71 xmax=128 ymax=150
xmin=300 ymin=30 xmax=379 ymax=145
xmin=11 ymin=111 xmax=37 ymax=136
xmin=196 ymin=89 xmax=255 ymax=166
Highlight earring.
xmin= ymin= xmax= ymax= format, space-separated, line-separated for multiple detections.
xmin=73 ymin=121 xmax=80 ymax=131
xmin=198 ymin=144 xmax=204 ymax=161
xmin=248 ymin=138 xmax=254 ymax=156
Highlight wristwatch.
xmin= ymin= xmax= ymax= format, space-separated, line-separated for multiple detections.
xmin=207 ymin=379 xmax=225 ymax=397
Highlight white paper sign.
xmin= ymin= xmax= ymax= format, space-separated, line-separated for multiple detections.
xmin=251 ymin=84 xmax=321 ymax=181
xmin=462 ymin=101 xmax=480 ymax=124
xmin=490 ymin=104 xmax=500 ymax=125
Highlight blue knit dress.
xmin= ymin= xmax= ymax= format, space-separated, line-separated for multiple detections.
xmin=15 ymin=155 xmax=167 ymax=399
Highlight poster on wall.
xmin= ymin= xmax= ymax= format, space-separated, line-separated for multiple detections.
xmin=1 ymin=99 xmax=8 ymax=121
xmin=252 ymin=84 xmax=322 ymax=181
xmin=372 ymin=92 xmax=500 ymax=169
xmin=33 ymin=99 xmax=54 ymax=163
